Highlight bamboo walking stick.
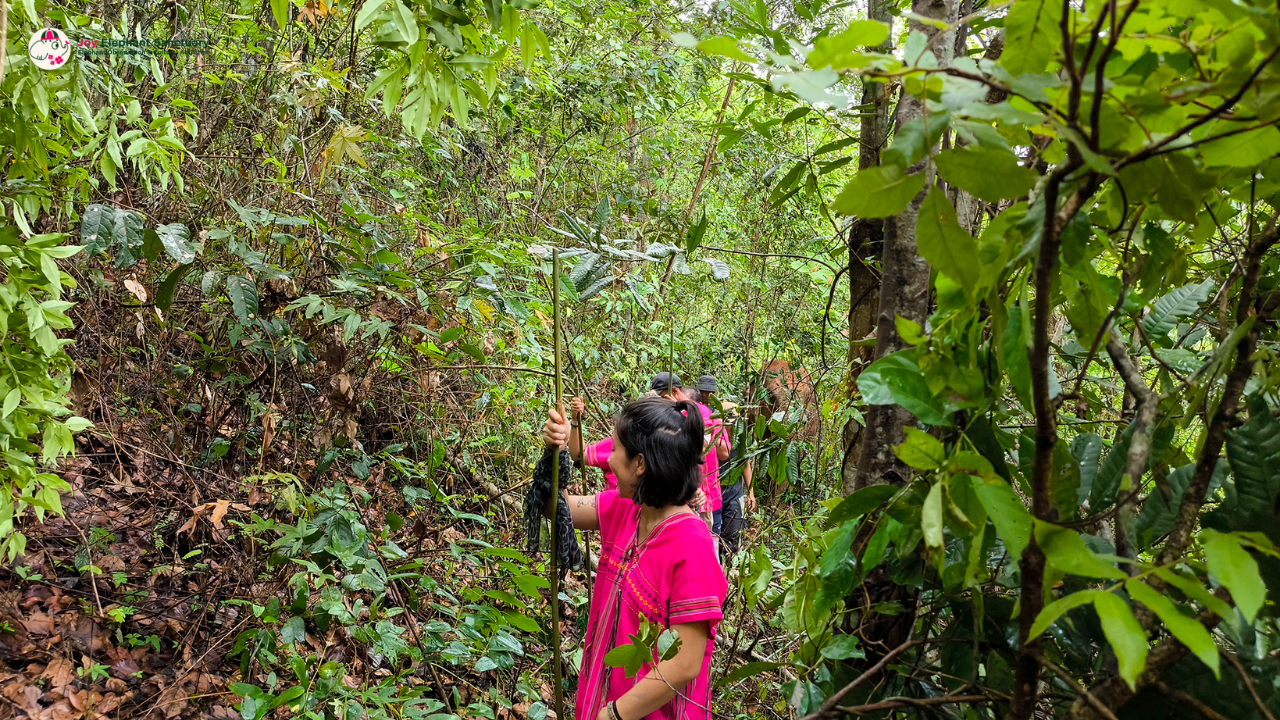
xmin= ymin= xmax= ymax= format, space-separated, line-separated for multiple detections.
xmin=549 ymin=248 xmax=567 ymax=720
xmin=575 ymin=391 xmax=593 ymax=611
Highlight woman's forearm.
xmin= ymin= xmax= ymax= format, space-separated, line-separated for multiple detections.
xmin=612 ymin=621 xmax=709 ymax=720
xmin=614 ymin=660 xmax=700 ymax=719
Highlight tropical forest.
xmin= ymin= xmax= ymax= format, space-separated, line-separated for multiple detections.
xmin=1 ymin=0 xmax=1279 ymax=715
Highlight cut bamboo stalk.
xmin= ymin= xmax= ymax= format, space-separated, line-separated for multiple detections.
xmin=549 ymin=248 xmax=566 ymax=720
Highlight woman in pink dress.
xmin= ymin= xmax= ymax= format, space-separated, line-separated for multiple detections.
xmin=541 ymin=395 xmax=728 ymax=720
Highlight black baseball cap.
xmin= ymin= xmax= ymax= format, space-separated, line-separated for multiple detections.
xmin=650 ymin=372 xmax=682 ymax=392
xmin=696 ymin=375 xmax=718 ymax=393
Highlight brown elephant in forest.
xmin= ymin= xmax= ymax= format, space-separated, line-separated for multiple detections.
xmin=748 ymin=360 xmax=819 ymax=437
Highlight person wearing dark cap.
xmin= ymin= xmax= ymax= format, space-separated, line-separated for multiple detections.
xmin=717 ymin=407 xmax=756 ymax=560
xmin=651 ymin=372 xmax=728 ymax=529
xmin=695 ymin=376 xmax=735 ymax=539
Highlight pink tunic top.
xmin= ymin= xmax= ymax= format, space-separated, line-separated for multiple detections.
xmin=696 ymin=403 xmax=724 ymax=512
xmin=577 ymin=490 xmax=727 ymax=720
xmin=585 ymin=437 xmax=619 ymax=492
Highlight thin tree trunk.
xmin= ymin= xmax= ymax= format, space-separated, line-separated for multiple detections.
xmin=839 ymin=0 xmax=894 ymax=496
xmin=853 ymin=0 xmax=962 ymax=491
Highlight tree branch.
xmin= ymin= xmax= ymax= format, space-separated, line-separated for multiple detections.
xmin=1039 ymin=656 xmax=1121 ymax=720
xmin=798 ymin=638 xmax=922 ymax=720
xmin=1153 ymin=682 xmax=1231 ymax=720
xmin=1223 ymin=651 xmax=1278 ymax=720
xmin=1156 ymin=219 xmax=1278 ymax=567
xmin=836 ymin=694 xmax=988 ymax=715
xmin=1104 ymin=330 xmax=1158 ymax=570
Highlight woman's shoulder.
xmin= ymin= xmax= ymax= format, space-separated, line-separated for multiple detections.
xmin=595 ymin=490 xmax=634 ymax=534
xmin=654 ymin=510 xmax=715 ymax=547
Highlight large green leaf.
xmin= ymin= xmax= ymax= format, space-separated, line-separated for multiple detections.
xmin=697 ymin=36 xmax=755 ymax=63
xmin=916 ymin=188 xmax=980 ymax=300
xmin=1136 ymin=460 xmax=1228 ymax=550
xmin=881 ymin=364 xmax=951 ymax=426
xmin=226 ymin=276 xmax=260 ymax=325
xmin=80 ymin=204 xmax=117 ymax=256
xmin=1070 ymin=433 xmax=1105 ymax=507
xmin=1201 ymin=529 xmax=1266 ymax=623
xmin=1036 ymin=520 xmax=1125 ymax=579
xmin=1125 ymin=579 xmax=1219 ymax=678
xmin=156 ymin=263 xmax=194 ymax=312
xmin=1093 ymin=591 xmax=1148 ymax=690
xmin=894 ymin=427 xmax=946 ymax=470
xmin=973 ymin=479 xmax=1031 ymax=560
xmin=1221 ymin=396 xmax=1280 ymax=527
xmin=807 ymin=20 xmax=889 ymax=71
xmin=1001 ymin=0 xmax=1064 ymax=75
xmin=770 ymin=69 xmax=842 ymax=106
xmin=922 ymin=481 xmax=944 ymax=550
xmin=1091 ymin=422 xmax=1134 ymax=509
xmin=156 ymin=223 xmax=197 ymax=264
xmin=856 ymin=350 xmax=920 ymax=405
xmin=1001 ymin=305 xmax=1032 ymax=408
xmin=935 ymin=146 xmax=1038 ymax=202
xmin=882 ymin=112 xmax=951 ymax=169
xmin=1200 ymin=126 xmax=1280 ymax=167
xmin=832 ymin=166 xmax=927 ymax=218
xmin=1049 ymin=440 xmax=1082 ymax=520
xmin=1028 ymin=589 xmax=1104 ymax=639
xmin=112 ymin=209 xmax=145 ymax=268
xmin=825 ymin=485 xmax=898 ymax=528
xmin=1152 ymin=567 xmax=1237 ymax=625
xmin=1140 ymin=279 xmax=1214 ymax=340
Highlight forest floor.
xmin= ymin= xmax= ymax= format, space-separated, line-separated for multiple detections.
xmin=0 ymin=429 xmax=598 ymax=720
xmin=0 ymin=423 xmax=775 ymax=720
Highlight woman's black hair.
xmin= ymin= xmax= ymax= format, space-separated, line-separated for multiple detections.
xmin=614 ymin=395 xmax=704 ymax=508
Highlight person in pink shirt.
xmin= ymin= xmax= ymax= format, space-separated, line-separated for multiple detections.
xmin=653 ymin=373 xmax=729 ymax=530
xmin=541 ymin=395 xmax=728 ymax=720
xmin=564 ymin=396 xmax=618 ymax=492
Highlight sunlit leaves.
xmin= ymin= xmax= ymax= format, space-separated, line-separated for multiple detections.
xmin=1001 ymin=0 xmax=1063 ymax=75
xmin=321 ymin=125 xmax=369 ymax=181
xmin=934 ymin=147 xmax=1038 ymax=202
xmin=806 ymin=20 xmax=889 ymax=72
xmin=832 ymin=166 xmax=926 ymax=218
xmin=1125 ymin=580 xmax=1219 ymax=678
xmin=771 ymin=69 xmax=844 ymax=107
xmin=1200 ymin=126 xmax=1280 ymax=168
xmin=894 ymin=427 xmax=946 ymax=470
xmin=972 ymin=479 xmax=1031 ymax=560
xmin=696 ymin=36 xmax=756 ymax=63
xmin=1035 ymin=521 xmax=1125 ymax=579
xmin=916 ymin=189 xmax=980 ymax=300
xmin=1093 ymin=592 xmax=1148 ymax=690
xmin=1200 ymin=529 xmax=1267 ymax=623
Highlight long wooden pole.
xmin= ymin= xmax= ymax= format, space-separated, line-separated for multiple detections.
xmin=578 ymin=389 xmax=591 ymax=607
xmin=549 ymin=249 xmax=566 ymax=720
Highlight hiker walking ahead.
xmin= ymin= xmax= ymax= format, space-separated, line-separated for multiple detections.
xmin=537 ymin=395 xmax=728 ymax=720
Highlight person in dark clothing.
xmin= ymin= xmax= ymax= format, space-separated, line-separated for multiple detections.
xmin=717 ymin=413 xmax=756 ymax=559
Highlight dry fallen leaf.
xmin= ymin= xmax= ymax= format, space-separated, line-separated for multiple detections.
xmin=123 ymin=277 xmax=148 ymax=302
xmin=209 ymin=499 xmax=231 ymax=528
xmin=41 ymin=657 xmax=74 ymax=690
